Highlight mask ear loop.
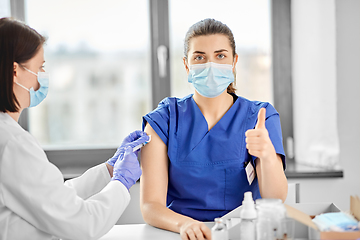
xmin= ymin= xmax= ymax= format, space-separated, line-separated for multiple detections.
xmin=21 ymin=66 xmax=38 ymax=77
xmin=231 ymin=57 xmax=237 ymax=91
xmin=15 ymin=82 xmax=30 ymax=92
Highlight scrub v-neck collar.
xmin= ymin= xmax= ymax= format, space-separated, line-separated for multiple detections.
xmin=190 ymin=93 xmax=239 ymax=133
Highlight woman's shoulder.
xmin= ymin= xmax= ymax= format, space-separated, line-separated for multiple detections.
xmin=0 ymin=120 xmax=27 ymax=145
xmin=235 ymin=94 xmax=278 ymax=116
xmin=143 ymin=94 xmax=193 ymax=126
xmin=148 ymin=94 xmax=193 ymax=115
xmin=0 ymin=123 xmax=45 ymax=171
xmin=157 ymin=94 xmax=193 ymax=108
xmin=0 ymin=126 xmax=40 ymax=150
xmin=0 ymin=115 xmax=41 ymax=153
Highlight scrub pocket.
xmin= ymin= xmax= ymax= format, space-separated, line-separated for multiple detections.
xmin=224 ymin=164 xmax=250 ymax=210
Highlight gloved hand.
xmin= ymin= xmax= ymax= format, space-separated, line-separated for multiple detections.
xmin=111 ymin=146 xmax=142 ymax=190
xmin=106 ymin=130 xmax=149 ymax=167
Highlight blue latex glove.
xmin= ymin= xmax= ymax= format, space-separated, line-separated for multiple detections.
xmin=107 ymin=130 xmax=149 ymax=167
xmin=111 ymin=146 xmax=142 ymax=190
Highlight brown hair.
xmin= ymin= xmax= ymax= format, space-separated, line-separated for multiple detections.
xmin=0 ymin=17 xmax=46 ymax=112
xmin=184 ymin=18 xmax=237 ymax=94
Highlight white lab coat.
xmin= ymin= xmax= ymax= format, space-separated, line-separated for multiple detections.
xmin=0 ymin=112 xmax=130 ymax=240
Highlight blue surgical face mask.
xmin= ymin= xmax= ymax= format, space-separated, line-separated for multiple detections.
xmin=15 ymin=67 xmax=49 ymax=108
xmin=312 ymin=212 xmax=359 ymax=232
xmin=187 ymin=62 xmax=234 ymax=98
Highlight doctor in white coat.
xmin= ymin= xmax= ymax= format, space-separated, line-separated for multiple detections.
xmin=0 ymin=18 xmax=150 ymax=240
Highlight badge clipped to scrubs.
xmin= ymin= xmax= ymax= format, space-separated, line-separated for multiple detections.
xmin=244 ymin=161 xmax=255 ymax=185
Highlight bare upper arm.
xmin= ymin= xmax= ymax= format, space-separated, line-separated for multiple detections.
xmin=140 ymin=123 xmax=169 ymax=206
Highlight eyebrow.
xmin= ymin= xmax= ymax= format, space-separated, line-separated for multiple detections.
xmin=214 ymin=49 xmax=228 ymax=53
xmin=192 ymin=49 xmax=228 ymax=54
xmin=192 ymin=51 xmax=206 ymax=54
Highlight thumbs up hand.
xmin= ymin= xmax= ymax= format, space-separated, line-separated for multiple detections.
xmin=245 ymin=108 xmax=276 ymax=161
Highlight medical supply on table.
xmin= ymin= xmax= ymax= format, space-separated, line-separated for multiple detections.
xmin=187 ymin=62 xmax=234 ymax=98
xmin=255 ymin=198 xmax=287 ymax=240
xmin=132 ymin=135 xmax=151 ymax=152
xmin=240 ymin=191 xmax=257 ymax=240
xmin=312 ymin=212 xmax=359 ymax=232
xmin=212 ymin=218 xmax=229 ymax=240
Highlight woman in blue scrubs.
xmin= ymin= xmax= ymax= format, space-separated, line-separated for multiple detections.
xmin=140 ymin=18 xmax=288 ymax=240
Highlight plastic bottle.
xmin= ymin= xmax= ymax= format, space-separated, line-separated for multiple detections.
xmin=240 ymin=191 xmax=257 ymax=240
xmin=211 ymin=218 xmax=228 ymax=240
xmin=256 ymin=198 xmax=287 ymax=240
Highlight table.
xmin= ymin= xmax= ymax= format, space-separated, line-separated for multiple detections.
xmin=99 ymin=223 xmax=215 ymax=240
xmin=99 ymin=224 xmax=180 ymax=240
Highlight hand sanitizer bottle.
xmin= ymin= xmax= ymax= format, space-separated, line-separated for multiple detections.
xmin=240 ymin=191 xmax=257 ymax=240
xmin=212 ymin=218 xmax=228 ymax=240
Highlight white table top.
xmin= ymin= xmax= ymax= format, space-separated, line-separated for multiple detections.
xmin=99 ymin=223 xmax=215 ymax=240
xmin=99 ymin=224 xmax=180 ymax=240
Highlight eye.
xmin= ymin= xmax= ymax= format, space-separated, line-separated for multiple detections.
xmin=195 ymin=55 xmax=204 ymax=61
xmin=217 ymin=54 xmax=225 ymax=59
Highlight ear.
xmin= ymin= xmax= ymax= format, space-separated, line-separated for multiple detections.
xmin=232 ymin=54 xmax=239 ymax=72
xmin=183 ymin=57 xmax=190 ymax=75
xmin=13 ymin=62 xmax=20 ymax=79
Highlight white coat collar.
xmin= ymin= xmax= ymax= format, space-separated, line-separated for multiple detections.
xmin=0 ymin=112 xmax=21 ymax=129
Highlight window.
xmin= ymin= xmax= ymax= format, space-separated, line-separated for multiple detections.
xmin=0 ymin=0 xmax=10 ymax=17
xmin=291 ymin=0 xmax=340 ymax=170
xmin=25 ymin=0 xmax=151 ymax=149
xmin=8 ymin=0 xmax=298 ymax=177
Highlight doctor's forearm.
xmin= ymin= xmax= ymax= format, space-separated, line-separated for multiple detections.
xmin=256 ymin=155 xmax=288 ymax=202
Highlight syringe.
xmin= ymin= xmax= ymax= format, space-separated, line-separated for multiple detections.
xmin=132 ymin=135 xmax=151 ymax=152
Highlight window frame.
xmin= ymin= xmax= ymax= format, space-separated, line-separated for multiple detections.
xmin=12 ymin=0 xmax=295 ymax=179
xmin=271 ymin=0 xmax=294 ymax=164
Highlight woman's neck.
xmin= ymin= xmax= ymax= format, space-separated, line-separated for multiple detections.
xmin=6 ymin=110 xmax=22 ymax=122
xmin=193 ymin=91 xmax=234 ymax=130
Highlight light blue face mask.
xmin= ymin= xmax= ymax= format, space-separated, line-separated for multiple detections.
xmin=15 ymin=67 xmax=49 ymax=108
xmin=312 ymin=212 xmax=359 ymax=232
xmin=187 ymin=62 xmax=234 ymax=98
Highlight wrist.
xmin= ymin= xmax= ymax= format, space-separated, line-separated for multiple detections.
xmin=259 ymin=144 xmax=277 ymax=162
xmin=112 ymin=174 xmax=131 ymax=191
xmin=177 ymin=216 xmax=196 ymax=232
xmin=106 ymin=163 xmax=114 ymax=178
xmin=258 ymin=152 xmax=281 ymax=167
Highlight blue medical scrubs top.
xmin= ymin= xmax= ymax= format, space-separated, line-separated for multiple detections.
xmin=142 ymin=93 xmax=285 ymax=221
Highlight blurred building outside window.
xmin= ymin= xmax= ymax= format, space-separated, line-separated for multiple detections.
xmin=25 ymin=0 xmax=151 ymax=149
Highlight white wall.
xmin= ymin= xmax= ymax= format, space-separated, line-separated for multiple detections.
xmin=288 ymin=0 xmax=360 ymax=211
